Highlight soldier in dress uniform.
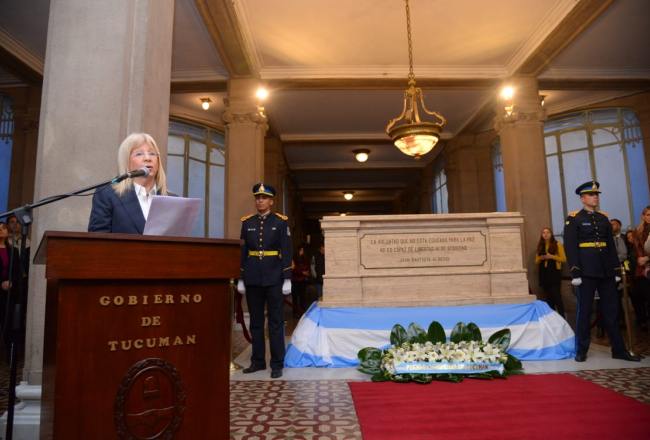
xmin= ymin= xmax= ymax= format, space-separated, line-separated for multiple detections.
xmin=563 ymin=181 xmax=640 ymax=362
xmin=236 ymin=183 xmax=292 ymax=378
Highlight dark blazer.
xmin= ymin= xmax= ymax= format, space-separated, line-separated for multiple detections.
xmin=88 ymin=185 xmax=145 ymax=234
xmin=1 ymin=245 xmax=24 ymax=302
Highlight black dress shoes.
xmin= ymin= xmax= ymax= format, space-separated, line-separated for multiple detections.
xmin=242 ymin=365 xmax=266 ymax=374
xmin=574 ymin=353 xmax=587 ymax=362
xmin=270 ymin=369 xmax=283 ymax=379
xmin=612 ymin=351 xmax=642 ymax=362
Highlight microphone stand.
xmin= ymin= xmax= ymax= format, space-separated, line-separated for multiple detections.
xmin=0 ymin=173 xmax=127 ymax=440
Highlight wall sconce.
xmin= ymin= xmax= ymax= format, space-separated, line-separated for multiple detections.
xmin=343 ymin=191 xmax=354 ymax=201
xmin=353 ymin=149 xmax=370 ymax=163
xmin=500 ymin=86 xmax=515 ymax=117
xmin=200 ymin=98 xmax=212 ymax=111
xmin=539 ymin=95 xmax=546 ymax=107
xmin=256 ymin=87 xmax=269 ymax=101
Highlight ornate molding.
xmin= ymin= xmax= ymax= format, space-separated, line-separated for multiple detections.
xmin=493 ymin=108 xmax=546 ymax=132
xmin=222 ymin=108 xmax=267 ymax=127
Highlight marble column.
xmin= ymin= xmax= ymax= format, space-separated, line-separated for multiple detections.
xmin=445 ymin=133 xmax=497 ymax=213
xmin=494 ymin=75 xmax=550 ymax=290
xmin=223 ymin=78 xmax=268 ymax=239
xmin=4 ymin=1 xmax=174 ymax=437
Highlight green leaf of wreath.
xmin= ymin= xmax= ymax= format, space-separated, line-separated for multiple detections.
xmin=392 ymin=373 xmax=412 ymax=383
xmin=412 ymin=374 xmax=433 ymax=384
xmin=450 ymin=322 xmax=472 ymax=343
xmin=487 ymin=328 xmax=512 ymax=351
xmin=466 ymin=322 xmax=482 ymax=342
xmin=427 ymin=321 xmax=446 ymax=343
xmin=390 ymin=324 xmax=408 ymax=346
xmin=358 ymin=366 xmax=382 ymax=375
xmin=358 ymin=347 xmax=382 ymax=370
xmin=504 ymin=353 xmax=523 ymax=372
xmin=371 ymin=372 xmax=390 ymax=382
xmin=407 ymin=322 xmax=427 ymax=343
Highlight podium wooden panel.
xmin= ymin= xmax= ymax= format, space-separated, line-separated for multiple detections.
xmin=34 ymin=231 xmax=240 ymax=440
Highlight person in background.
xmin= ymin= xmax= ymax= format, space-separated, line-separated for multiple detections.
xmin=0 ymin=221 xmax=24 ymax=359
xmin=237 ymin=183 xmax=292 ymax=379
xmin=564 ymin=181 xmax=640 ymax=362
xmin=88 ymin=133 xmax=168 ymax=234
xmin=6 ymin=214 xmax=30 ymax=279
xmin=311 ymin=244 xmax=325 ymax=300
xmin=632 ymin=206 xmax=650 ymax=331
xmin=291 ymin=245 xmax=310 ymax=318
xmin=610 ymin=219 xmax=628 ymax=267
xmin=535 ymin=227 xmax=566 ymax=317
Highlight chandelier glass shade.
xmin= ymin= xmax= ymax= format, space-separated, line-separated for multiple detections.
xmin=386 ymin=0 xmax=446 ymax=159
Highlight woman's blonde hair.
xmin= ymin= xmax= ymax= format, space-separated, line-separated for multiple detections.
xmin=113 ymin=133 xmax=168 ymax=196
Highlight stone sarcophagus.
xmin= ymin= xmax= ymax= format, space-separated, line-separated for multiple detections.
xmin=320 ymin=213 xmax=533 ymax=307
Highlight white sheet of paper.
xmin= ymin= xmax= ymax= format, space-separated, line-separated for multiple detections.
xmin=143 ymin=196 xmax=201 ymax=237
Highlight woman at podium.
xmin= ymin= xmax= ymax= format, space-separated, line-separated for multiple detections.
xmin=88 ymin=133 xmax=169 ymax=234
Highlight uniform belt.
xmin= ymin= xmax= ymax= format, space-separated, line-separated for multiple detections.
xmin=578 ymin=242 xmax=607 ymax=248
xmin=248 ymin=250 xmax=279 ymax=257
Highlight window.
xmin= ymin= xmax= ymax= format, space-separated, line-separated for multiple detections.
xmin=491 ymin=139 xmax=507 ymax=212
xmin=432 ymin=161 xmax=448 ymax=214
xmin=167 ymin=120 xmax=226 ymax=238
xmin=544 ymin=108 xmax=649 ymax=237
xmin=0 ymin=94 xmax=14 ymax=212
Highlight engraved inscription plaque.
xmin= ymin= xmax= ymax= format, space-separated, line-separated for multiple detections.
xmin=360 ymin=231 xmax=487 ymax=269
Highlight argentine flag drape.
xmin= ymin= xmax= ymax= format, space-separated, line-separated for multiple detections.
xmin=285 ymin=300 xmax=575 ymax=368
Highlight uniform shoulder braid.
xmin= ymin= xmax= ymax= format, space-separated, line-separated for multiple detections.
xmin=274 ymin=212 xmax=288 ymax=221
xmin=567 ymin=210 xmax=579 ymax=218
xmin=240 ymin=213 xmax=255 ymax=222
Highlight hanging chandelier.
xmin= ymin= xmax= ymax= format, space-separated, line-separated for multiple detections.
xmin=386 ymin=0 xmax=446 ymax=159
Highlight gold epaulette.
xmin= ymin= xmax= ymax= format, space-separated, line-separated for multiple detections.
xmin=240 ymin=214 xmax=255 ymax=222
xmin=567 ymin=210 xmax=578 ymax=217
xmin=597 ymin=210 xmax=609 ymax=217
xmin=274 ymin=212 xmax=288 ymax=221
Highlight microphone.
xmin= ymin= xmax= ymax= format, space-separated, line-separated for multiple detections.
xmin=111 ymin=168 xmax=150 ymax=184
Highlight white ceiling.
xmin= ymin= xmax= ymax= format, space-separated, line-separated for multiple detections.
xmin=239 ymin=0 xmax=573 ymax=78
xmin=1 ymin=0 xmax=649 ymax=217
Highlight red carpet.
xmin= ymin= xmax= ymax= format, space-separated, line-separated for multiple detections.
xmin=349 ymin=374 xmax=650 ymax=440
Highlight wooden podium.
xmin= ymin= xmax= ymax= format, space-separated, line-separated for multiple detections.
xmin=34 ymin=231 xmax=240 ymax=440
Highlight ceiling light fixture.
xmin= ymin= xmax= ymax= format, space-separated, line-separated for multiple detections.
xmin=339 ymin=212 xmax=347 ymax=216
xmin=256 ymin=87 xmax=269 ymax=101
xmin=343 ymin=191 xmax=354 ymax=201
xmin=386 ymin=0 xmax=446 ymax=159
xmin=353 ymin=149 xmax=370 ymax=163
xmin=200 ymin=98 xmax=212 ymax=111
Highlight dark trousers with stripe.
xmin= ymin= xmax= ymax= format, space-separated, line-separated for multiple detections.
xmin=575 ymin=276 xmax=626 ymax=356
xmin=245 ymin=283 xmax=285 ymax=370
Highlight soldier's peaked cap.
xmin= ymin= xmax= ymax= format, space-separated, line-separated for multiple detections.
xmin=575 ymin=180 xmax=601 ymax=195
xmin=252 ymin=182 xmax=276 ymax=197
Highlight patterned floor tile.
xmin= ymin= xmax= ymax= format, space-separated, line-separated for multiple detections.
xmin=230 ymin=380 xmax=362 ymax=440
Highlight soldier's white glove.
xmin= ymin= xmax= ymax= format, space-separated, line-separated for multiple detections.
xmin=237 ymin=279 xmax=246 ymax=294
xmin=282 ymin=279 xmax=292 ymax=295
xmin=571 ymin=278 xmax=582 ymax=287
xmin=615 ymin=276 xmax=622 ymax=283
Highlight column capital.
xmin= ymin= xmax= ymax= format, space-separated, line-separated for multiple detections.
xmin=493 ymin=108 xmax=546 ymax=132
xmin=222 ymin=105 xmax=268 ymax=128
